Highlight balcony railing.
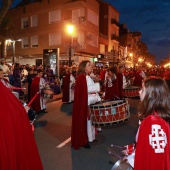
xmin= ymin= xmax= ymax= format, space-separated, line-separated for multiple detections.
xmin=111 ymin=18 xmax=119 ymax=27
xmin=111 ymin=34 xmax=119 ymax=41
xmin=99 ymin=32 xmax=108 ymax=40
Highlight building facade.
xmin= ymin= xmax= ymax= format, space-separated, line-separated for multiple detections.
xmin=6 ymin=0 xmax=101 ymax=66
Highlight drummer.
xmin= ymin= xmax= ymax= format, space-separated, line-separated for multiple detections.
xmin=133 ymin=67 xmax=146 ymax=87
xmin=117 ymin=65 xmax=128 ymax=98
xmin=122 ymin=77 xmax=170 ymax=169
xmin=62 ymin=67 xmax=76 ymax=103
xmin=71 ymin=60 xmax=101 ymax=150
xmin=103 ymin=66 xmax=120 ymax=100
xmin=30 ymin=69 xmax=48 ymax=114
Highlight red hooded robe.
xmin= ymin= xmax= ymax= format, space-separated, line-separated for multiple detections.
xmin=0 ymin=81 xmax=43 ymax=170
xmin=105 ymin=78 xmax=119 ymax=100
xmin=134 ymin=115 xmax=170 ymax=170
xmin=117 ymin=72 xmax=123 ymax=98
xmin=71 ymin=74 xmax=88 ymax=150
xmin=30 ymin=76 xmax=41 ymax=113
xmin=62 ymin=73 xmax=70 ymax=103
xmin=133 ymin=70 xmax=143 ymax=87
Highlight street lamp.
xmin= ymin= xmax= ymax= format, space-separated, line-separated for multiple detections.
xmin=66 ymin=25 xmax=74 ymax=67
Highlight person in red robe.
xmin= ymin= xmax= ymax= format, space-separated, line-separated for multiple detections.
xmin=71 ymin=60 xmax=101 ymax=150
xmin=133 ymin=68 xmax=146 ymax=87
xmin=125 ymin=77 xmax=170 ymax=169
xmin=0 ymin=81 xmax=43 ymax=170
xmin=117 ymin=65 xmax=125 ymax=98
xmin=104 ymin=66 xmax=120 ymax=100
xmin=30 ymin=69 xmax=47 ymax=113
xmin=99 ymin=65 xmax=108 ymax=91
xmin=62 ymin=73 xmax=70 ymax=103
xmin=62 ymin=69 xmax=76 ymax=103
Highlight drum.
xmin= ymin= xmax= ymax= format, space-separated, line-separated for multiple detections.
xmin=111 ymin=159 xmax=133 ymax=170
xmin=41 ymin=88 xmax=54 ymax=99
xmin=12 ymin=91 xmax=19 ymax=99
xmin=90 ymin=99 xmax=130 ymax=125
xmin=123 ymin=86 xmax=141 ymax=98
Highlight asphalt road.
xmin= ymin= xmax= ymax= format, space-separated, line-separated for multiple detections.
xmin=34 ymin=98 xmax=140 ymax=170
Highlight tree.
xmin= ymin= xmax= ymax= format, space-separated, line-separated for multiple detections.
xmin=0 ymin=0 xmax=13 ymax=24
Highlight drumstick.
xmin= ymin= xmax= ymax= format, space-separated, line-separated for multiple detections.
xmin=111 ymin=144 xmax=124 ymax=149
xmin=10 ymin=87 xmax=26 ymax=90
xmin=108 ymin=151 xmax=123 ymax=159
xmin=27 ymin=92 xmax=39 ymax=107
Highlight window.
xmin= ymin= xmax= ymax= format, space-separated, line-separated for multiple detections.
xmin=77 ymin=32 xmax=86 ymax=49
xmin=22 ymin=37 xmax=28 ymax=48
xmin=21 ymin=17 xmax=29 ymax=29
xmin=87 ymin=32 xmax=98 ymax=47
xmin=87 ymin=9 xmax=98 ymax=26
xmin=72 ymin=8 xmax=85 ymax=24
xmin=31 ymin=36 xmax=38 ymax=48
xmin=31 ymin=15 xmax=38 ymax=27
xmin=49 ymin=33 xmax=61 ymax=46
xmin=49 ymin=10 xmax=61 ymax=24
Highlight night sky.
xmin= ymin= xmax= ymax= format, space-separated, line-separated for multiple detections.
xmin=8 ymin=0 xmax=170 ymax=64
xmin=107 ymin=0 xmax=170 ymax=64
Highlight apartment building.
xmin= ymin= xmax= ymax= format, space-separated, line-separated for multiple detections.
xmin=6 ymin=0 xmax=100 ymax=66
xmin=119 ymin=24 xmax=142 ymax=67
xmin=98 ymin=1 xmax=120 ymax=66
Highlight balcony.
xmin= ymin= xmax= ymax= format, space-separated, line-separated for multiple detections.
xmin=99 ymin=32 xmax=108 ymax=40
xmin=111 ymin=34 xmax=119 ymax=41
xmin=111 ymin=18 xmax=119 ymax=27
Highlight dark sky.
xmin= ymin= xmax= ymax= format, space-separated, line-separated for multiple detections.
xmin=8 ymin=0 xmax=170 ymax=64
xmin=106 ymin=0 xmax=170 ymax=64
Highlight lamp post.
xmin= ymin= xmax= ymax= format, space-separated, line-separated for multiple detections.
xmin=12 ymin=40 xmax=15 ymax=63
xmin=67 ymin=25 xmax=74 ymax=67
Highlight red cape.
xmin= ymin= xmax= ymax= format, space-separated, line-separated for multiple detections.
xmin=134 ymin=115 xmax=170 ymax=170
xmin=30 ymin=76 xmax=41 ymax=113
xmin=0 ymin=81 xmax=43 ymax=170
xmin=62 ymin=74 xmax=70 ymax=103
xmin=71 ymin=74 xmax=88 ymax=150
xmin=105 ymin=78 xmax=119 ymax=100
xmin=99 ymin=70 xmax=106 ymax=82
xmin=117 ymin=72 xmax=123 ymax=98
xmin=133 ymin=71 xmax=143 ymax=87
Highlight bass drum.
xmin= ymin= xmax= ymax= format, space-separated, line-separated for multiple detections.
xmin=111 ymin=159 xmax=133 ymax=170
xmin=90 ymin=99 xmax=130 ymax=125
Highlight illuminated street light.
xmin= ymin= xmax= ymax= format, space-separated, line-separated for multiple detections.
xmin=138 ymin=58 xmax=143 ymax=62
xmin=66 ymin=25 xmax=74 ymax=67
xmin=67 ymin=25 xmax=74 ymax=34
xmin=129 ymin=53 xmax=133 ymax=57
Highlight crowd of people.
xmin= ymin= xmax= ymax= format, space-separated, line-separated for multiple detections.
xmin=1 ymin=57 xmax=170 ymax=169
xmin=61 ymin=60 xmax=170 ymax=169
xmin=0 ymin=58 xmax=61 ymax=113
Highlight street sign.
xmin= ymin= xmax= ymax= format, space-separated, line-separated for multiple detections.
xmin=67 ymin=48 xmax=74 ymax=57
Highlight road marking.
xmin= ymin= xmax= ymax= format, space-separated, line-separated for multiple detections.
xmin=56 ymin=137 xmax=71 ymax=148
